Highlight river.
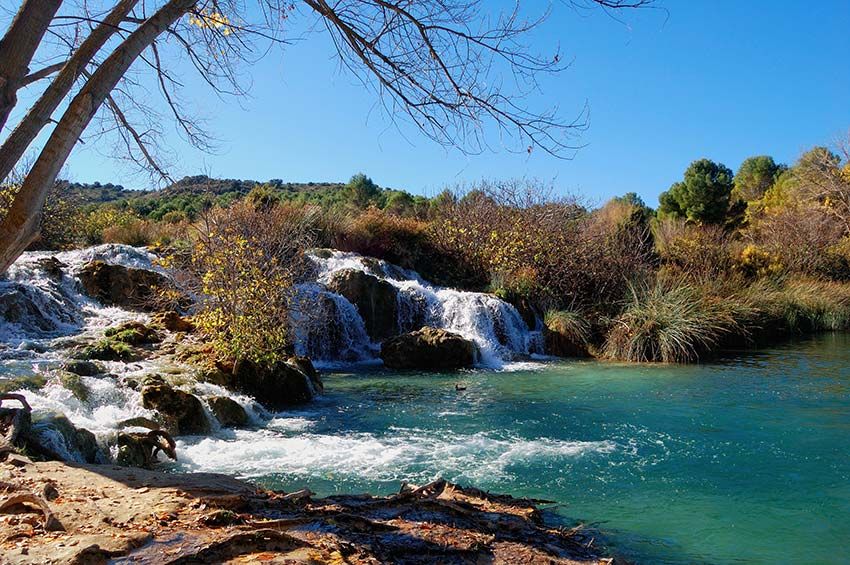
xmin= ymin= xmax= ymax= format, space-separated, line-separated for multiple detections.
xmin=177 ymin=334 xmax=850 ymax=564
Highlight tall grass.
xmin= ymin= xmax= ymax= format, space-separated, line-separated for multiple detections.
xmin=544 ymin=309 xmax=591 ymax=346
xmin=745 ymin=278 xmax=850 ymax=332
xmin=603 ymin=281 xmax=753 ymax=363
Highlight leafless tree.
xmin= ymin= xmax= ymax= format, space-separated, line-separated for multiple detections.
xmin=0 ymin=0 xmax=651 ymax=273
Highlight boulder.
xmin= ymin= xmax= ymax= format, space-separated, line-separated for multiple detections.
xmin=30 ymin=411 xmax=102 ymax=463
xmin=229 ymin=358 xmax=321 ymax=409
xmin=62 ymin=360 xmax=103 ymax=376
xmin=104 ymin=321 xmax=161 ymax=345
xmin=115 ymin=432 xmax=149 ymax=468
xmin=327 ymin=269 xmax=399 ymax=341
xmin=151 ymin=311 xmax=195 ymax=333
xmin=141 ymin=384 xmax=209 ymax=435
xmin=78 ymin=260 xmax=169 ymax=311
xmin=380 ymin=327 xmax=476 ymax=370
xmin=73 ymin=338 xmax=139 ymax=362
xmin=208 ymin=396 xmax=248 ymax=428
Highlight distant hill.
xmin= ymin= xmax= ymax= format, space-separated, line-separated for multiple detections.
xmin=63 ymin=175 xmax=388 ymax=221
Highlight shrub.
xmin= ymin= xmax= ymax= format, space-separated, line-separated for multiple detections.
xmin=734 ymin=244 xmax=783 ymax=279
xmin=78 ymin=207 xmax=140 ymax=245
xmin=653 ymin=219 xmax=735 ymax=282
xmin=603 ymin=280 xmax=753 ymax=363
xmin=184 ymin=200 xmax=315 ymax=364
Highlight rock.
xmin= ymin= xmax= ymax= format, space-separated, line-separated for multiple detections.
xmin=73 ymin=338 xmax=139 ymax=362
xmin=115 ymin=432 xmax=149 ymax=467
xmin=117 ymin=416 xmax=161 ymax=430
xmin=30 ymin=411 xmax=102 ymax=464
xmin=327 ymin=268 xmax=399 ymax=341
xmin=33 ymin=256 xmax=66 ymax=280
xmin=104 ymin=321 xmax=161 ymax=345
xmin=287 ymin=356 xmax=323 ymax=393
xmin=151 ymin=311 xmax=195 ymax=333
xmin=0 ymin=374 xmax=46 ymax=395
xmin=62 ymin=360 xmax=103 ymax=376
xmin=78 ymin=261 xmax=170 ymax=311
xmin=229 ymin=359 xmax=321 ymax=409
xmin=208 ymin=397 xmax=248 ymax=428
xmin=56 ymin=371 xmax=90 ymax=402
xmin=141 ymin=384 xmax=210 ymax=435
xmin=380 ymin=327 xmax=476 ymax=370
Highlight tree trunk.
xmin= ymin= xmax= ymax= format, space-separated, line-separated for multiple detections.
xmin=0 ymin=0 xmax=196 ymax=273
xmin=0 ymin=0 xmax=139 ymax=183
xmin=0 ymin=0 xmax=63 ymax=132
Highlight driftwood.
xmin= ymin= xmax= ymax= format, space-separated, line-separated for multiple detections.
xmin=0 ymin=393 xmax=32 ymax=459
xmin=0 ymin=492 xmax=63 ymax=532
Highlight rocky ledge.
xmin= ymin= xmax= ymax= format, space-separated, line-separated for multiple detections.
xmin=0 ymin=458 xmax=617 ymax=564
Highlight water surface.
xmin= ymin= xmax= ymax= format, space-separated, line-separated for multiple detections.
xmin=177 ymin=333 xmax=850 ymax=564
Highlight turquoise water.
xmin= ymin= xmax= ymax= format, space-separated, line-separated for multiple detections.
xmin=180 ymin=334 xmax=850 ymax=564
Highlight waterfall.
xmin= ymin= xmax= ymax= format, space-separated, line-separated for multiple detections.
xmin=296 ymin=250 xmax=543 ymax=367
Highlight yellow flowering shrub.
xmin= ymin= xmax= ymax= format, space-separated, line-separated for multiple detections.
xmin=735 ymin=244 xmax=783 ymax=279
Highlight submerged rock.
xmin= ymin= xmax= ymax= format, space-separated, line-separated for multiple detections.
xmin=141 ymin=384 xmax=210 ymax=435
xmin=78 ymin=260 xmax=169 ymax=311
xmin=208 ymin=396 xmax=248 ymax=428
xmin=381 ymin=327 xmax=476 ymax=370
xmin=327 ymin=268 xmax=399 ymax=341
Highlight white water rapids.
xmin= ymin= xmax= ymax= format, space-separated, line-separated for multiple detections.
xmin=0 ymin=245 xmax=602 ymax=481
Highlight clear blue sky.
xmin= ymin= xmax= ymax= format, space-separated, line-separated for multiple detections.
xmin=60 ymin=0 xmax=850 ymax=206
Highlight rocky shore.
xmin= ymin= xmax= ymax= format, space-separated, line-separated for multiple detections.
xmin=0 ymin=457 xmax=617 ymax=564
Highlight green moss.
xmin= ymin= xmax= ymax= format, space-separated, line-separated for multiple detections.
xmin=0 ymin=374 xmax=47 ymax=394
xmin=74 ymin=338 xmax=139 ymax=362
xmin=104 ymin=322 xmax=160 ymax=345
xmin=56 ymin=371 xmax=90 ymax=403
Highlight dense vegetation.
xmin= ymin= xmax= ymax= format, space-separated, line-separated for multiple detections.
xmin=3 ymin=133 xmax=850 ymax=364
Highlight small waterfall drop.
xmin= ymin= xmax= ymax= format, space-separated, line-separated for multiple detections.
xmin=296 ymin=250 xmax=543 ymax=367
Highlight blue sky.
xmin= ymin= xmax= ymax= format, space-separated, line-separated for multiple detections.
xmin=57 ymin=1 xmax=850 ymax=205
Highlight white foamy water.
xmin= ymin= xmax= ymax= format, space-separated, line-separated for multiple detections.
xmin=0 ymin=244 xmax=154 ymax=354
xmin=176 ymin=426 xmax=616 ymax=483
xmin=296 ymin=250 xmax=544 ymax=368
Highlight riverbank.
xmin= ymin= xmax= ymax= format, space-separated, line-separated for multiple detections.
xmin=0 ymin=457 xmax=615 ymax=564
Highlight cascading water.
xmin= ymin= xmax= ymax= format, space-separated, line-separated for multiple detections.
xmin=0 ymin=244 xmax=548 ymax=467
xmin=0 ymin=244 xmax=157 ymax=367
xmin=295 ymin=250 xmax=544 ymax=367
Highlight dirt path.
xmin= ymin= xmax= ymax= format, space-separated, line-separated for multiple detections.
xmin=0 ymin=458 xmax=618 ymax=564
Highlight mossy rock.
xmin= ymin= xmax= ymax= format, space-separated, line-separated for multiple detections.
xmin=62 ymin=360 xmax=104 ymax=376
xmin=115 ymin=432 xmax=148 ymax=467
xmin=0 ymin=374 xmax=46 ymax=394
xmin=56 ymin=371 xmax=90 ymax=403
xmin=104 ymin=321 xmax=161 ymax=345
xmin=73 ymin=338 xmax=139 ymax=362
